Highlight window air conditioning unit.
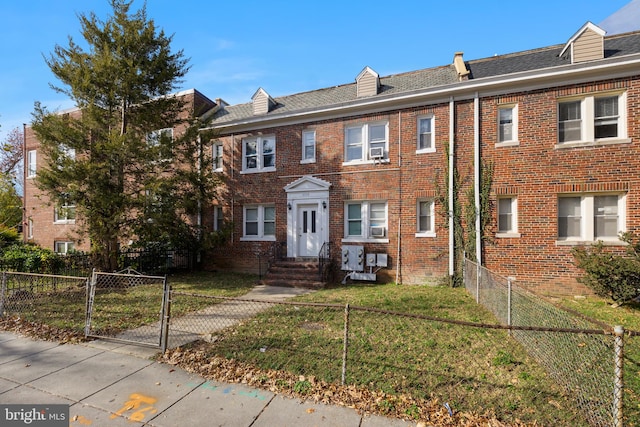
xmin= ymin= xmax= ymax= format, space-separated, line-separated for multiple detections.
xmin=370 ymin=226 xmax=385 ymax=237
xmin=369 ymin=147 xmax=384 ymax=159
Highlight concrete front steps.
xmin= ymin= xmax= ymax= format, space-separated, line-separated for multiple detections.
xmin=260 ymin=259 xmax=325 ymax=289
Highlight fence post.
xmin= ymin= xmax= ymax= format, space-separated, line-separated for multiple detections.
xmin=507 ymin=277 xmax=512 ymax=336
xmin=341 ymin=303 xmax=350 ymax=386
xmin=160 ymin=279 xmax=172 ymax=353
xmin=613 ymin=325 xmax=624 ymax=427
xmin=475 ymin=262 xmax=480 ymax=304
xmin=0 ymin=271 xmax=6 ymax=316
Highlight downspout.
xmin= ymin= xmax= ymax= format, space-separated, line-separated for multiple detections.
xmin=474 ymin=92 xmax=482 ymax=266
xmin=22 ymin=123 xmax=27 ymax=244
xmin=448 ymin=97 xmax=455 ymax=277
xmin=231 ymin=134 xmax=235 ymax=244
xmin=396 ymin=111 xmax=402 ymax=285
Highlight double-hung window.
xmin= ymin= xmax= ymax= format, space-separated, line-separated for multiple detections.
xmin=54 ymin=196 xmax=76 ymax=224
xmin=416 ymin=200 xmax=435 ymax=237
xmin=301 ymin=130 xmax=316 ymax=163
xmin=27 ymin=150 xmax=37 ymax=177
xmin=557 ymin=194 xmax=625 ymax=242
xmin=558 ymin=93 xmax=627 ymax=145
xmin=344 ymin=201 xmax=388 ymax=240
xmin=344 ymin=122 xmax=388 ymax=163
xmin=147 ymin=128 xmax=173 ymax=160
xmin=497 ymin=105 xmax=518 ymax=145
xmin=214 ymin=206 xmax=224 ymax=231
xmin=417 ymin=116 xmax=435 ymax=153
xmin=242 ymin=205 xmax=275 ymax=240
xmin=242 ymin=135 xmax=276 ymax=172
xmin=212 ymin=143 xmax=223 ymax=171
xmin=54 ymin=241 xmax=75 ymax=254
xmin=497 ymin=197 xmax=519 ymax=236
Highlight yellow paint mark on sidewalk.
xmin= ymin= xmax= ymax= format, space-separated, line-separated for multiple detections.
xmin=110 ymin=393 xmax=158 ymax=422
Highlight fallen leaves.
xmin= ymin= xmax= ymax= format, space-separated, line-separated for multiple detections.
xmin=0 ymin=316 xmax=84 ymax=343
xmin=158 ymin=341 xmax=537 ymax=427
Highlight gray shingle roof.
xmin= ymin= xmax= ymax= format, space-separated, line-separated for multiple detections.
xmin=209 ymin=31 xmax=640 ymax=126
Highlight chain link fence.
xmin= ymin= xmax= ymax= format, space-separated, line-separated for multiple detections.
xmin=85 ymin=270 xmax=169 ymax=349
xmin=463 ymin=257 xmax=640 ymax=427
xmin=0 ymin=271 xmax=88 ymax=321
xmin=167 ymin=292 xmax=599 ymax=425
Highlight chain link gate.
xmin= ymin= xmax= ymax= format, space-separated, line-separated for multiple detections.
xmin=85 ymin=269 xmax=170 ymax=351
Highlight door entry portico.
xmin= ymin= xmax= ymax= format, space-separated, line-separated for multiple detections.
xmin=284 ymin=176 xmax=331 ymax=259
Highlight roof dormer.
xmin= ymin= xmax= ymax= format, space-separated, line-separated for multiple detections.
xmin=356 ymin=66 xmax=380 ymax=97
xmin=560 ymin=22 xmax=606 ymax=64
xmin=252 ymin=88 xmax=275 ymax=115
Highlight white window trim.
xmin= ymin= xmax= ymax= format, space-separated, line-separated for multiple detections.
xmin=416 ymin=115 xmax=436 ymax=154
xmin=27 ymin=218 xmax=33 ymax=239
xmin=54 ymin=202 xmax=76 ymax=224
xmin=212 ymin=143 xmax=223 ymax=172
xmin=496 ymin=104 xmax=519 ymax=147
xmin=301 ymin=130 xmax=316 ymax=164
xmin=415 ymin=199 xmax=436 ymax=237
xmin=27 ymin=150 xmax=37 ymax=178
xmin=54 ymin=241 xmax=74 ymax=254
xmin=342 ymin=201 xmax=389 ymax=243
xmin=343 ymin=122 xmax=389 ymax=165
xmin=556 ymin=92 xmax=630 ymax=149
xmin=241 ymin=135 xmax=276 ymax=173
xmin=496 ymin=196 xmax=521 ymax=238
xmin=556 ymin=193 xmax=626 ymax=245
xmin=240 ymin=204 xmax=276 ymax=241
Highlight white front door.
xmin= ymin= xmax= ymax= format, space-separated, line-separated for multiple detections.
xmin=297 ymin=204 xmax=320 ymax=257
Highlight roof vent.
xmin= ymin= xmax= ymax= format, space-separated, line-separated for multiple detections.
xmin=560 ymin=22 xmax=606 ymax=63
xmin=453 ymin=52 xmax=470 ymax=81
xmin=356 ymin=66 xmax=380 ymax=97
xmin=252 ymin=88 xmax=275 ymax=115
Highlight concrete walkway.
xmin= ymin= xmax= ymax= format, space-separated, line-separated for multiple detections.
xmin=114 ymin=285 xmax=314 ymax=351
xmin=0 ymin=331 xmax=414 ymax=426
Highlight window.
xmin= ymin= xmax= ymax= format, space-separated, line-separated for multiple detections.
xmin=497 ymin=197 xmax=518 ymax=235
xmin=498 ymin=105 xmax=518 ymax=144
xmin=242 ymin=205 xmax=275 ymax=240
xmin=27 ymin=150 xmax=36 ymax=177
xmin=212 ymin=143 xmax=223 ymax=171
xmin=416 ymin=200 xmax=435 ymax=236
xmin=61 ymin=144 xmax=75 ymax=160
xmin=54 ymin=197 xmax=76 ymax=223
xmin=27 ymin=218 xmax=33 ymax=239
xmin=301 ymin=130 xmax=316 ymax=163
xmin=344 ymin=122 xmax=388 ymax=162
xmin=417 ymin=116 xmax=435 ymax=152
xmin=344 ymin=201 xmax=388 ymax=240
xmin=557 ymin=194 xmax=625 ymax=242
xmin=558 ymin=93 xmax=627 ymax=144
xmin=147 ymin=128 xmax=173 ymax=160
xmin=242 ymin=135 xmax=276 ymax=172
xmin=54 ymin=241 xmax=75 ymax=254
xmin=214 ymin=206 xmax=224 ymax=231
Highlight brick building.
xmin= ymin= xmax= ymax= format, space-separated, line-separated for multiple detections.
xmin=23 ymin=22 xmax=640 ymax=294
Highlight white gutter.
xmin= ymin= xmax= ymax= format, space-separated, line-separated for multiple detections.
xmin=474 ymin=93 xmax=481 ymax=266
xmin=448 ymin=97 xmax=455 ymax=277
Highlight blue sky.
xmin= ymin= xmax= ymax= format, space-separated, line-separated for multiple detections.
xmin=0 ymin=0 xmax=635 ymax=140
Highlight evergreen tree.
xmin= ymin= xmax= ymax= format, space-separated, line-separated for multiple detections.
xmin=31 ymin=0 xmax=218 ymax=270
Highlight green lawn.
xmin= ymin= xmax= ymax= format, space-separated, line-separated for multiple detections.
xmin=199 ymin=283 xmax=591 ymax=426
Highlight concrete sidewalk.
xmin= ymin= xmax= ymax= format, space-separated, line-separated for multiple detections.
xmin=0 ymin=331 xmax=414 ymax=426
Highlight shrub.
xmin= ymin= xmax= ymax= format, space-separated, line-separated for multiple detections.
xmin=573 ymin=232 xmax=640 ymax=305
xmin=0 ymin=243 xmax=64 ymax=274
